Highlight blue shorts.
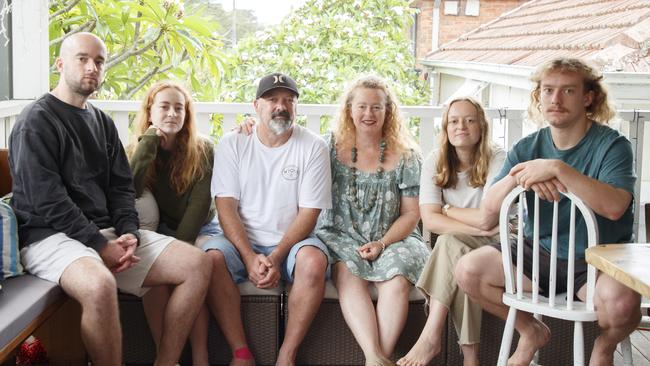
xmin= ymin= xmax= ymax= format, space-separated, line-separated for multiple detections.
xmin=201 ymin=232 xmax=331 ymax=283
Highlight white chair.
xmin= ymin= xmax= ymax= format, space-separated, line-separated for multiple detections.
xmin=497 ymin=186 xmax=633 ymax=366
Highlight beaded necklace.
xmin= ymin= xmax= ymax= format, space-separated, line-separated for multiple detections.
xmin=347 ymin=139 xmax=386 ymax=213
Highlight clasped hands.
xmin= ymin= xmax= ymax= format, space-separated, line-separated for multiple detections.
xmin=99 ymin=233 xmax=140 ymax=273
xmin=509 ymin=159 xmax=567 ymax=202
xmin=356 ymin=241 xmax=383 ymax=261
xmin=246 ymin=253 xmax=281 ymax=289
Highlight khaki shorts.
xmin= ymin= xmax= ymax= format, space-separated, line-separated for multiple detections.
xmin=20 ymin=228 xmax=174 ymax=296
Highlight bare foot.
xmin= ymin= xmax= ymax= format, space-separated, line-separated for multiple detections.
xmin=507 ymin=319 xmax=550 ymax=366
xmin=396 ymin=335 xmax=441 ymax=366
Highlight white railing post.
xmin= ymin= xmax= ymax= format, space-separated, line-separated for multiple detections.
xmin=306 ymin=114 xmax=321 ymax=135
xmin=112 ymin=112 xmax=130 ymax=146
xmin=195 ymin=113 xmax=212 ymax=137
xmin=506 ymin=113 xmax=523 ymax=150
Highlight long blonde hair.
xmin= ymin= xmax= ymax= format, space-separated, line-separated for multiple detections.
xmin=333 ymin=75 xmax=418 ymax=157
xmin=435 ymin=97 xmax=493 ymax=189
xmin=528 ymin=57 xmax=615 ymax=125
xmin=128 ymin=80 xmax=210 ymax=195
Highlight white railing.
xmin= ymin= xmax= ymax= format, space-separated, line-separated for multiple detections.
xmin=0 ymin=100 xmax=647 ymax=240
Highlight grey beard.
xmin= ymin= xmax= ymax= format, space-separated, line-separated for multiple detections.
xmin=269 ymin=118 xmax=292 ymax=135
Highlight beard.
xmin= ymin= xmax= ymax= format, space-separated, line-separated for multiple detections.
xmin=269 ymin=118 xmax=293 ymax=135
xmin=268 ymin=110 xmax=293 ymax=135
xmin=66 ymin=74 xmax=99 ymax=97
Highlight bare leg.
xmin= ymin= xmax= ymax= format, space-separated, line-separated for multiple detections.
xmin=375 ymin=276 xmax=410 ymax=357
xmin=190 ymin=305 xmax=210 ymax=366
xmin=142 ymin=285 xmax=170 ymax=349
xmin=277 ymin=246 xmax=327 ymax=366
xmin=142 ymin=241 xmax=211 ymax=366
xmin=333 ymin=263 xmax=385 ymax=361
xmin=460 ymin=344 xmax=479 ymax=366
xmin=142 ymin=285 xmax=208 ymax=365
xmin=397 ymin=300 xmax=448 ymax=366
xmin=455 ymin=247 xmax=549 ymax=366
xmin=204 ymin=250 xmax=254 ymax=366
xmin=59 ymin=257 xmax=122 ymax=366
xmin=586 ymin=274 xmax=640 ymax=366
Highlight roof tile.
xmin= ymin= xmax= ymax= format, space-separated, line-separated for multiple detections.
xmin=425 ymin=0 xmax=650 ymax=71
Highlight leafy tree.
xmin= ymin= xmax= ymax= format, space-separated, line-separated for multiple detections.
xmin=183 ymin=0 xmax=262 ymax=47
xmin=49 ymin=0 xmax=225 ymax=100
xmin=220 ymin=0 xmax=430 ymax=107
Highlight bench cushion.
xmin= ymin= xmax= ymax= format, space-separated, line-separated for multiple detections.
xmin=0 ymin=275 xmax=63 ymax=349
xmin=1 ymin=200 xmax=23 ymax=286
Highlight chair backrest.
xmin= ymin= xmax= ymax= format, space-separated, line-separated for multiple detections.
xmin=499 ymin=186 xmax=599 ymax=311
xmin=0 ymin=149 xmax=10 ymax=197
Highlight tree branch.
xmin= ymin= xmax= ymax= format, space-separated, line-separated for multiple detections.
xmin=123 ymin=63 xmax=173 ymax=100
xmin=106 ymin=28 xmax=163 ymax=70
xmin=49 ymin=19 xmax=97 ymax=47
xmin=49 ymin=0 xmax=82 ymax=21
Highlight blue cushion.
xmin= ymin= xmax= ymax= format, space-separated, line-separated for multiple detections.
xmin=1 ymin=200 xmax=23 ymax=286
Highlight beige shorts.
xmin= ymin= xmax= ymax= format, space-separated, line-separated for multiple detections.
xmin=20 ymin=228 xmax=174 ymax=296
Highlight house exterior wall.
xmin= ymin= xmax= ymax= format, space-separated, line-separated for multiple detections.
xmin=411 ymin=0 xmax=524 ymax=69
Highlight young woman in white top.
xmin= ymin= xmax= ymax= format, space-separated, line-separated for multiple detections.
xmin=397 ymin=97 xmax=505 ymax=366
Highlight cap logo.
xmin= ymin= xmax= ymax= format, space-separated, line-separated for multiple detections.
xmin=273 ymin=75 xmax=285 ymax=83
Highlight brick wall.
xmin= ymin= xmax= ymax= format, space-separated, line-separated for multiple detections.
xmin=412 ymin=0 xmax=525 ymax=68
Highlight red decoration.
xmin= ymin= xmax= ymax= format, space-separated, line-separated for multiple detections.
xmin=15 ymin=336 xmax=49 ymax=365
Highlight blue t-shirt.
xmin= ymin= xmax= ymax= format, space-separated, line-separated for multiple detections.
xmin=493 ymin=123 xmax=635 ymax=259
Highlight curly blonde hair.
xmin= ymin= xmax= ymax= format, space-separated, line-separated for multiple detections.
xmin=128 ymin=80 xmax=211 ymax=195
xmin=528 ymin=57 xmax=615 ymax=125
xmin=435 ymin=97 xmax=494 ymax=189
xmin=333 ymin=75 xmax=418 ymax=157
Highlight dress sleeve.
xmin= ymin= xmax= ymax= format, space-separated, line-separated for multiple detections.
xmin=128 ymin=128 xmax=159 ymax=198
xmin=175 ymin=144 xmax=214 ymax=243
xmin=399 ymin=151 xmax=422 ymax=197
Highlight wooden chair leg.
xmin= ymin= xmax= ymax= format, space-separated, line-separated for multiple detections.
xmin=621 ymin=336 xmax=633 ymax=366
xmin=574 ymin=321 xmax=584 ymax=366
xmin=498 ymin=307 xmax=517 ymax=366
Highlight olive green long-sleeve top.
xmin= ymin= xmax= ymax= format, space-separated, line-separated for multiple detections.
xmin=129 ymin=128 xmax=215 ymax=243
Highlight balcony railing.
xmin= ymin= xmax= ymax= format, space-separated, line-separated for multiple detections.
xmin=0 ymin=100 xmax=648 ymax=240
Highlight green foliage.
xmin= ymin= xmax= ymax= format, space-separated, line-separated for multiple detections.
xmin=49 ymin=0 xmax=225 ymax=100
xmin=183 ymin=0 xmax=262 ymax=47
xmin=220 ymin=0 xmax=430 ymax=106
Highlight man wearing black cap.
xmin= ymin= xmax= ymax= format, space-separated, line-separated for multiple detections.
xmin=203 ymin=73 xmax=332 ymax=365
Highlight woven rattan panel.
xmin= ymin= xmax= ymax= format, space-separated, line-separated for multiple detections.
xmin=286 ymin=299 xmax=447 ymax=365
xmin=119 ymin=294 xmax=281 ymax=365
xmin=446 ymin=311 xmax=598 ymax=365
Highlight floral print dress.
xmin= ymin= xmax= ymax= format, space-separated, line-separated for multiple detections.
xmin=316 ymin=135 xmax=430 ymax=284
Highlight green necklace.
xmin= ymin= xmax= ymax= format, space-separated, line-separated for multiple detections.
xmin=348 ymin=139 xmax=387 ymax=213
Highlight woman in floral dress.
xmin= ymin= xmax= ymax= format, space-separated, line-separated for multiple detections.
xmin=316 ymin=75 xmax=430 ymax=366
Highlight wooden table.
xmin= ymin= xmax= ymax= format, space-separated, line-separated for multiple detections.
xmin=585 ymin=243 xmax=650 ymax=298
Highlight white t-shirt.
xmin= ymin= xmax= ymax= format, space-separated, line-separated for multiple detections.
xmin=419 ymin=147 xmax=506 ymax=209
xmin=212 ymin=125 xmax=332 ymax=246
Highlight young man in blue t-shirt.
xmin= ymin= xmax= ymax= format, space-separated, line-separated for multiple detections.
xmin=455 ymin=57 xmax=640 ymax=366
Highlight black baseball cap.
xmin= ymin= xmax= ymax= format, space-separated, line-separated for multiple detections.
xmin=256 ymin=73 xmax=300 ymax=99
